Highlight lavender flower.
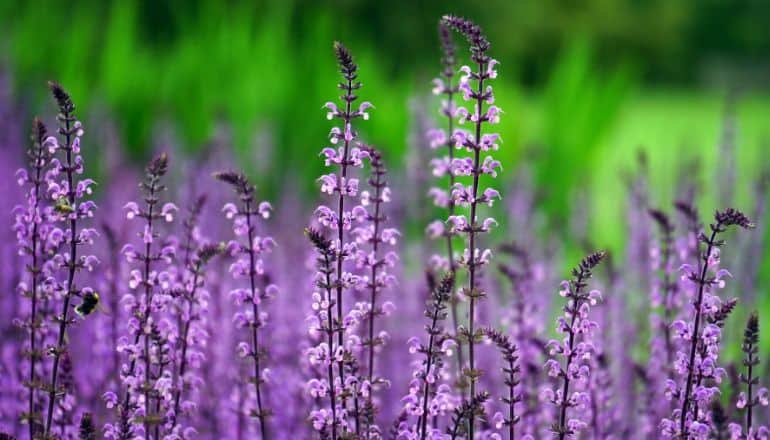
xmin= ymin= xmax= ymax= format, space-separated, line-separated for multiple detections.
xmin=441 ymin=14 xmax=502 ymax=438
xmin=544 ymin=251 xmax=606 ymax=439
xmin=215 ymin=170 xmax=277 ymax=439
xmin=426 ymin=20 xmax=465 ymax=386
xmin=398 ymin=274 xmax=457 ymax=439
xmin=498 ymin=243 xmax=546 ymax=437
xmin=106 ymin=153 xmax=176 ymax=440
xmin=727 ymin=312 xmax=769 ymax=439
xmin=664 ymin=208 xmax=753 ymax=438
xmin=353 ymin=147 xmax=398 ymax=437
xmin=644 ymin=208 xmax=679 ymax=430
xmin=483 ymin=327 xmax=521 ymax=440
xmin=313 ymin=41 xmax=373 ymax=437
xmin=168 ymin=199 xmax=222 ymax=437
xmin=446 ymin=391 xmax=489 ymax=440
xmin=305 ymin=227 xmax=342 ymax=438
xmin=13 ymin=118 xmax=56 ymax=437
xmin=43 ymin=82 xmax=99 ymax=437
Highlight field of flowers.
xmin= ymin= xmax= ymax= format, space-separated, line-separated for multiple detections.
xmin=1 ymin=10 xmax=769 ymax=440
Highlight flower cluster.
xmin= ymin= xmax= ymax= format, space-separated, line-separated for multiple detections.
xmin=398 ymin=274 xmax=459 ymax=439
xmin=305 ymin=227 xmax=345 ymax=437
xmin=167 ymin=196 xmax=223 ymax=438
xmin=3 ymin=15 xmax=770 ymax=440
xmin=644 ymin=208 xmax=681 ymax=431
xmin=308 ymin=41 xmax=385 ymax=439
xmin=13 ymin=118 xmax=58 ymax=437
xmin=43 ymin=82 xmax=100 ymax=438
xmin=662 ymin=208 xmax=754 ymax=438
xmin=543 ymin=251 xmax=606 ymax=439
xmin=440 ymin=14 xmax=502 ymax=437
xmin=106 ymin=153 xmax=177 ymax=439
xmin=728 ymin=312 xmax=769 ymax=439
xmin=498 ymin=243 xmax=548 ymax=437
xmin=216 ymin=171 xmax=277 ymax=439
xmin=353 ymin=147 xmax=399 ymax=438
xmin=484 ymin=327 xmax=522 ymax=440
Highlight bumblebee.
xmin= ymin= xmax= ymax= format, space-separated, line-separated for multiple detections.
xmin=75 ymin=291 xmax=100 ymax=317
xmin=55 ymin=197 xmax=75 ymax=215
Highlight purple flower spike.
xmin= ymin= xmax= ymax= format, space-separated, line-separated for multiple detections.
xmin=13 ymin=118 xmax=56 ymax=438
xmin=441 ymin=14 xmax=501 ymax=438
xmin=663 ymin=208 xmax=753 ymax=438
xmin=43 ymin=82 xmax=99 ymax=438
xmin=545 ymin=251 xmax=606 ymax=439
xmin=106 ymin=153 xmax=176 ymax=440
xmin=215 ymin=171 xmax=278 ymax=439
xmin=427 ymin=20 xmax=466 ymax=388
xmin=308 ymin=41 xmax=374 ymax=439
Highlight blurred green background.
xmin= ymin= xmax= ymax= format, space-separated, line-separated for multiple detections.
xmin=1 ymin=0 xmax=769 ymax=251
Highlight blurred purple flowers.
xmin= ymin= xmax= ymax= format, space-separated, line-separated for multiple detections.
xmin=0 ymin=14 xmax=768 ymax=440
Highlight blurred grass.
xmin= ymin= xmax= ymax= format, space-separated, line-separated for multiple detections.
xmin=2 ymin=0 xmax=769 ymax=249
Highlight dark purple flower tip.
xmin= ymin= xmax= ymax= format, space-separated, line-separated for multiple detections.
xmin=197 ymin=242 xmax=225 ymax=262
xmin=744 ymin=311 xmax=759 ymax=349
xmin=48 ymin=80 xmax=74 ymax=113
xmin=436 ymin=272 xmax=454 ymax=296
xmin=305 ymin=227 xmax=332 ymax=252
xmin=674 ymin=200 xmax=699 ymax=224
xmin=708 ymin=297 xmax=737 ymax=327
xmin=483 ymin=327 xmax=517 ymax=359
xmin=213 ymin=170 xmax=254 ymax=196
xmin=715 ymin=208 xmax=755 ymax=229
xmin=32 ymin=116 xmax=47 ymax=143
xmin=648 ymin=208 xmax=674 ymax=233
xmin=441 ymin=14 xmax=490 ymax=57
xmin=579 ymin=251 xmax=607 ymax=272
xmin=333 ymin=41 xmax=358 ymax=78
xmin=438 ymin=21 xmax=456 ymax=72
xmin=147 ymin=152 xmax=169 ymax=177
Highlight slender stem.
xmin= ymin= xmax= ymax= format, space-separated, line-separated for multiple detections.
xmin=334 ymin=76 xmax=354 ymax=398
xmin=746 ymin=340 xmax=755 ymax=433
xmin=322 ymin=251 xmax=338 ymax=440
xmin=556 ymin=274 xmax=586 ymax=440
xmin=508 ymin=357 xmax=515 ymax=440
xmin=170 ymin=262 xmax=202 ymax=432
xmin=364 ymin=154 xmax=386 ymax=438
xmin=141 ymin=185 xmax=156 ymax=440
xmin=419 ymin=302 xmax=444 ymax=439
xmin=27 ymin=140 xmax=45 ymax=439
xmin=441 ymin=70 xmax=465 ymax=385
xmin=244 ymin=199 xmax=268 ymax=439
xmin=466 ymin=59 xmax=486 ymax=440
xmin=44 ymin=114 xmax=74 ymax=436
xmin=678 ymin=227 xmax=719 ymax=435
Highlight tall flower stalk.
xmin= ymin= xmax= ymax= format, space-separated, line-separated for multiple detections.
xmin=106 ymin=153 xmax=176 ymax=440
xmin=169 ymin=196 xmax=222 ymax=436
xmin=544 ymin=251 xmax=606 ymax=439
xmin=316 ymin=41 xmax=372 ymax=434
xmin=353 ymin=147 xmax=398 ymax=437
xmin=14 ymin=118 xmax=55 ymax=437
xmin=306 ymin=228 xmax=341 ymax=439
xmin=397 ymin=274 xmax=456 ymax=439
xmin=484 ymin=328 xmax=521 ymax=440
xmin=441 ymin=15 xmax=502 ymax=438
xmin=672 ymin=209 xmax=753 ymax=437
xmin=426 ymin=20 xmax=465 ymax=384
xmin=216 ymin=171 xmax=277 ymax=439
xmin=727 ymin=312 xmax=770 ymax=438
xmin=43 ymin=82 xmax=99 ymax=437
